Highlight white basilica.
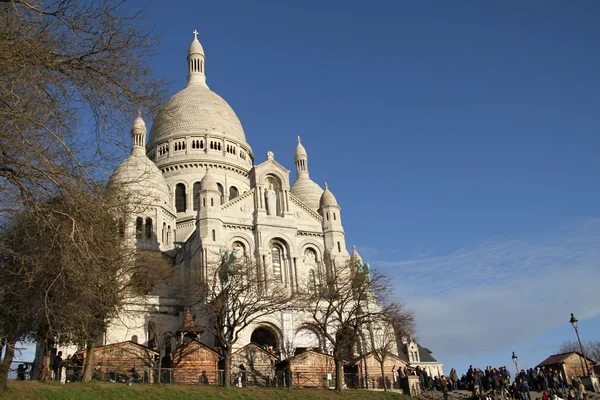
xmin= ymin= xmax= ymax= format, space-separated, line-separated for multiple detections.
xmin=105 ymin=33 xmax=442 ymax=377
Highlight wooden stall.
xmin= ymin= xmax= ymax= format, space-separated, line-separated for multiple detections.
xmin=78 ymin=341 xmax=158 ymax=381
xmin=171 ymin=340 xmax=220 ymax=385
xmin=232 ymin=343 xmax=278 ymax=386
xmin=278 ymin=350 xmax=336 ymax=388
xmin=537 ymin=352 xmax=595 ymax=380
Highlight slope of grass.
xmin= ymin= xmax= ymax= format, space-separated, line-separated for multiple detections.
xmin=2 ymin=381 xmax=410 ymax=400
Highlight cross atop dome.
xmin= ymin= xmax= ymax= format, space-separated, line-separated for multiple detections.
xmin=193 ymin=29 xmax=199 ymax=40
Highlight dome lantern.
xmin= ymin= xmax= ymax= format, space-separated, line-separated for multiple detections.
xmin=187 ymin=30 xmax=207 ymax=87
xmin=290 ymin=136 xmax=323 ymax=211
xmin=131 ymin=109 xmax=147 ymax=154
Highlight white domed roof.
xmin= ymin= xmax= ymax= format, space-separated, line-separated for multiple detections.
xmin=319 ymin=183 xmax=338 ymax=208
xmin=294 ymin=139 xmax=307 ymax=160
xmin=189 ymin=37 xmax=204 ymax=56
xmin=291 ymin=177 xmax=322 ymax=210
xmin=200 ymin=169 xmax=219 ymax=191
xmin=148 ymin=83 xmax=246 ymax=145
xmin=109 ymin=153 xmax=173 ymax=212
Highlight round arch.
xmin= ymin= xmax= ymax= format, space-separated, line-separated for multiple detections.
xmin=250 ymin=322 xmax=283 ymax=353
xmin=258 ymin=171 xmax=288 ymax=188
xmin=293 ymin=325 xmax=324 ymax=353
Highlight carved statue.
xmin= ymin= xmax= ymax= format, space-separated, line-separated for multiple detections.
xmin=265 ymin=184 xmax=277 ymax=216
xmin=304 ymin=250 xmax=316 ymax=266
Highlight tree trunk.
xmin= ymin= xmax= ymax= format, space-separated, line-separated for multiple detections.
xmin=381 ymin=362 xmax=387 ymax=392
xmin=0 ymin=339 xmax=16 ymax=392
xmin=335 ymin=358 xmax=344 ymax=391
xmin=39 ymin=340 xmax=51 ymax=381
xmin=157 ymin=353 xmax=162 ymax=384
xmin=223 ymin=346 xmax=231 ymax=388
xmin=82 ymin=341 xmax=96 ymax=382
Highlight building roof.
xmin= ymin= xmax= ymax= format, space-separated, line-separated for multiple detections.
xmin=77 ymin=340 xmax=159 ymax=356
xmin=232 ymin=342 xmax=279 ymax=361
xmin=109 ymin=116 xmax=173 ymax=213
xmin=148 ymin=37 xmax=247 ymax=147
xmin=418 ymin=344 xmax=438 ymax=363
xmin=536 ymin=352 xmax=595 ymax=368
xmin=319 ymin=183 xmax=338 ymax=208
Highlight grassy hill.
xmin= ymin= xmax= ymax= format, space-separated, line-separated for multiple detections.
xmin=2 ymin=381 xmax=411 ymax=400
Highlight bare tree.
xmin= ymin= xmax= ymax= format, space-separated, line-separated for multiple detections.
xmin=0 ymin=182 xmax=173 ymax=389
xmin=298 ymin=255 xmax=393 ymax=392
xmin=366 ymin=301 xmax=415 ymax=392
xmin=0 ymin=0 xmax=166 ymax=214
xmin=0 ymin=0 xmax=168 ymax=391
xmin=558 ymin=340 xmax=600 ymax=363
xmin=193 ymin=251 xmax=291 ymax=388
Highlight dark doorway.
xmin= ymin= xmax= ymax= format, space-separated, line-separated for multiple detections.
xmin=251 ymin=327 xmax=279 ymax=351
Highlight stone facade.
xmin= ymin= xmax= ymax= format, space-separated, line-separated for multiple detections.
xmin=99 ymin=32 xmax=441 ymax=377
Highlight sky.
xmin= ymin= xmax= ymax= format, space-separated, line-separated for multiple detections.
xmin=14 ymin=0 xmax=598 ymax=375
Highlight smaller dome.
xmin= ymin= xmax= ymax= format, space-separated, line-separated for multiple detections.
xmin=294 ymin=136 xmax=307 ymax=161
xmin=189 ymin=32 xmax=204 ymax=56
xmin=350 ymin=245 xmax=363 ymax=266
xmin=200 ymin=170 xmax=218 ymax=191
xmin=319 ymin=182 xmax=338 ymax=208
xmin=132 ymin=115 xmax=146 ymax=133
xmin=291 ymin=177 xmax=322 ymax=210
xmin=109 ymin=154 xmax=173 ymax=213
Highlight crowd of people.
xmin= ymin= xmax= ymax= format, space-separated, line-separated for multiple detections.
xmin=422 ymin=364 xmax=588 ymax=400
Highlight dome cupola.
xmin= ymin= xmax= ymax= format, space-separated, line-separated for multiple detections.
xmin=200 ymin=169 xmax=219 ymax=192
xmin=147 ymin=31 xmax=253 ymax=177
xmin=109 ymin=114 xmax=173 ymax=213
xmin=319 ymin=182 xmax=338 ymax=208
xmin=290 ymin=136 xmax=323 ymax=211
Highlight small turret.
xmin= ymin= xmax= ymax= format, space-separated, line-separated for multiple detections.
xmin=197 ymin=169 xmax=223 ymax=247
xmin=290 ymin=136 xmax=323 ymax=211
xmin=187 ymin=30 xmax=207 ymax=87
xmin=319 ymin=183 xmax=347 ymax=256
xmin=131 ymin=110 xmax=147 ymax=154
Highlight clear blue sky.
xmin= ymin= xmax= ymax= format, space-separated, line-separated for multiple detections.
xmin=34 ymin=0 xmax=592 ymax=375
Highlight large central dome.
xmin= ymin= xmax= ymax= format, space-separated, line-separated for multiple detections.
xmin=148 ymin=83 xmax=246 ymax=145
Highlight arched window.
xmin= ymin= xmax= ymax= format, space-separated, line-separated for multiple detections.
xmin=135 ymin=217 xmax=143 ymax=239
xmin=232 ymin=241 xmax=246 ymax=260
xmin=229 ymin=186 xmax=239 ymax=200
xmin=217 ymin=183 xmax=224 ymax=205
xmin=131 ymin=335 xmax=138 ymax=344
xmin=175 ymin=183 xmax=186 ymax=213
xmin=271 ymin=246 xmax=282 ymax=282
xmin=145 ymin=217 xmax=152 ymax=239
xmin=162 ymin=222 xmax=166 ymax=243
xmin=167 ymin=225 xmax=172 ymax=244
xmin=193 ymin=182 xmax=202 ymax=211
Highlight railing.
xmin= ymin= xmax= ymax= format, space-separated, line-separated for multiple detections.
xmin=6 ymin=363 xmax=407 ymax=392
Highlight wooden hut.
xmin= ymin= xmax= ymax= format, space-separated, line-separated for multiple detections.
xmin=350 ymin=352 xmax=409 ymax=389
xmin=232 ymin=342 xmax=278 ymax=386
xmin=536 ymin=352 xmax=595 ymax=380
xmin=278 ymin=350 xmax=336 ymax=388
xmin=171 ymin=340 xmax=220 ymax=385
xmin=78 ymin=341 xmax=158 ymax=381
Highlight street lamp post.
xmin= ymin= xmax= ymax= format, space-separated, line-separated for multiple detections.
xmin=512 ymin=352 xmax=519 ymax=375
xmin=569 ymin=313 xmax=590 ymax=376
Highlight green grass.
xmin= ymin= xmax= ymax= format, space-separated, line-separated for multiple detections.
xmin=2 ymin=381 xmax=411 ymax=400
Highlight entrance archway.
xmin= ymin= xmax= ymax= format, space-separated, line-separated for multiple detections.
xmin=251 ymin=326 xmax=280 ymax=352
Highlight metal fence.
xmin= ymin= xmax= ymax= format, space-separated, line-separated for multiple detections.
xmin=7 ymin=362 xmax=404 ymax=391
